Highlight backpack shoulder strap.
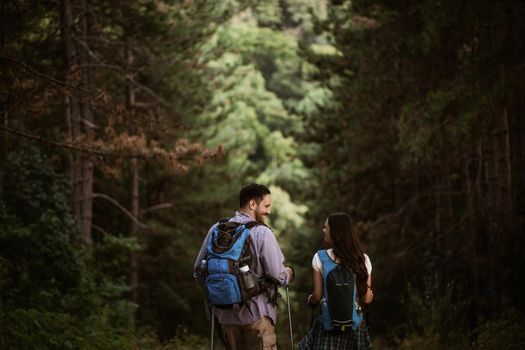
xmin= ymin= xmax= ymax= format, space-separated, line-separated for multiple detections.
xmin=318 ymin=249 xmax=336 ymax=267
xmin=318 ymin=249 xmax=330 ymax=264
xmin=218 ymin=220 xmax=265 ymax=229
xmin=318 ymin=249 xmax=337 ymax=279
xmin=243 ymin=221 xmax=270 ymax=230
xmin=243 ymin=221 xmax=258 ymax=229
xmin=218 ymin=217 xmax=230 ymax=224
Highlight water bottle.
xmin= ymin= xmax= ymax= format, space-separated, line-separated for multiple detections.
xmin=239 ymin=265 xmax=256 ymax=289
xmin=195 ymin=259 xmax=207 ymax=281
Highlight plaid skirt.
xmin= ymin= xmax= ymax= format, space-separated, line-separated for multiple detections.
xmin=298 ymin=320 xmax=372 ymax=350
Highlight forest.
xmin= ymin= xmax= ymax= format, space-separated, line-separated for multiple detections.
xmin=1 ymin=0 xmax=524 ymax=349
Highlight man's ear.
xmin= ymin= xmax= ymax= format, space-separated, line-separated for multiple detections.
xmin=249 ymin=199 xmax=257 ymax=210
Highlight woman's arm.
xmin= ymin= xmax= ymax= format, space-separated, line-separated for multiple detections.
xmin=363 ymin=274 xmax=374 ymax=304
xmin=309 ymin=268 xmax=323 ymax=305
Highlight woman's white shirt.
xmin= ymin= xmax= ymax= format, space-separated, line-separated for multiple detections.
xmin=312 ymin=248 xmax=372 ymax=275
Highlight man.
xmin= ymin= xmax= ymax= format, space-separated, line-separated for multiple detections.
xmin=194 ymin=183 xmax=294 ymax=350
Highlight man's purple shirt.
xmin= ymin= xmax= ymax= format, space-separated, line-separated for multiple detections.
xmin=194 ymin=211 xmax=289 ymax=325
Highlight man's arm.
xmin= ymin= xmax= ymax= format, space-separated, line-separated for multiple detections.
xmin=257 ymin=227 xmax=294 ymax=286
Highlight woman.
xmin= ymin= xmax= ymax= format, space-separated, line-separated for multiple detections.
xmin=299 ymin=212 xmax=373 ymax=349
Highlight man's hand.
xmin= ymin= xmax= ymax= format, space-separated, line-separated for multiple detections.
xmin=285 ymin=266 xmax=295 ymax=283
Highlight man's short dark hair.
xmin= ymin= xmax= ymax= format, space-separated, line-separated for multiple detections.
xmin=239 ymin=183 xmax=271 ymax=208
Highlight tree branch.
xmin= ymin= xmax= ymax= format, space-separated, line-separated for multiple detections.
xmin=92 ymin=193 xmax=148 ymax=229
xmin=140 ymin=203 xmax=175 ymax=215
xmin=66 ymin=37 xmax=180 ymax=115
xmin=0 ymin=124 xmax=109 ymax=156
xmin=367 ymin=188 xmax=466 ymax=228
xmin=77 ymin=63 xmax=178 ymax=114
xmin=0 ymin=55 xmax=81 ymax=90
xmin=92 ymin=223 xmax=111 ymax=236
xmin=0 ymin=125 xmax=218 ymax=161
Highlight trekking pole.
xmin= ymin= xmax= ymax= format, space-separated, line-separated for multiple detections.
xmin=210 ymin=308 xmax=215 ymax=350
xmin=204 ymin=298 xmax=211 ymax=321
xmin=285 ymin=286 xmax=294 ymax=349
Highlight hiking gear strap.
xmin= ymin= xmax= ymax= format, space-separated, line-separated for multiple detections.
xmin=286 ymin=285 xmax=294 ymax=350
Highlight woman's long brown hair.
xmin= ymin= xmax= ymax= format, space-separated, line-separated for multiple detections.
xmin=327 ymin=212 xmax=369 ymax=304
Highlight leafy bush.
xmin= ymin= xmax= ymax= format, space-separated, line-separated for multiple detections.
xmin=0 ymin=145 xmax=135 ymax=349
xmin=399 ymin=274 xmax=470 ymax=349
xmin=474 ymin=310 xmax=525 ymax=350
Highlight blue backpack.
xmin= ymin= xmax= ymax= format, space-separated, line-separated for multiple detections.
xmin=204 ymin=219 xmax=266 ymax=308
xmin=318 ymin=249 xmax=364 ymax=332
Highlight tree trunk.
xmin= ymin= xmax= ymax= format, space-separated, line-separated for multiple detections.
xmin=129 ymin=158 xmax=140 ymax=306
xmin=464 ymin=153 xmax=481 ymax=318
xmin=481 ymin=105 xmax=514 ymax=317
xmin=126 ymin=35 xmax=140 ymax=309
xmin=0 ymin=1 xmax=7 ymax=162
xmin=61 ymin=0 xmax=83 ymax=241
xmin=79 ymin=0 xmax=93 ymax=245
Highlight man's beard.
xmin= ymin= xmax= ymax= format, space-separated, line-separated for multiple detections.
xmin=255 ymin=211 xmax=265 ymax=223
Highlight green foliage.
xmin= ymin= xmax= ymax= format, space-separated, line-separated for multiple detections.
xmin=209 ymin=20 xmax=305 ymax=102
xmin=194 ymin=16 xmax=312 ymax=236
xmin=402 ymin=275 xmax=469 ymax=347
xmin=3 ymin=0 xmax=524 ymax=347
xmin=153 ymin=326 xmax=213 ymax=350
xmin=300 ymin=0 xmax=525 ymax=345
xmin=2 ymin=145 xmax=75 ymax=233
xmin=398 ymin=309 xmax=525 ymax=350
xmin=1 ymin=146 xmax=80 ymax=308
xmin=1 ymin=0 xmax=321 ymax=346
xmin=135 ymin=219 xmax=212 ymax=340
xmin=474 ymin=310 xmax=525 ymax=350
xmin=0 ymin=146 xmax=135 ymax=349
xmin=295 ymin=86 xmax=333 ymax=118
xmin=2 ymin=308 xmax=133 ymax=350
xmin=90 ymin=235 xmax=139 ymax=329
xmin=253 ymin=0 xmax=283 ymax=27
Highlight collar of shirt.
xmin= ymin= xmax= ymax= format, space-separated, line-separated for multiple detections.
xmin=233 ymin=210 xmax=255 ymax=222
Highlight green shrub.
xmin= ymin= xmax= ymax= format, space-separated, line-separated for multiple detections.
xmin=474 ymin=311 xmax=525 ymax=350
xmin=0 ymin=145 xmax=135 ymax=349
xmin=401 ymin=274 xmax=470 ymax=348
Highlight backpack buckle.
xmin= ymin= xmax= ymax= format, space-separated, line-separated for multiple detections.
xmin=333 ymin=322 xmax=353 ymax=333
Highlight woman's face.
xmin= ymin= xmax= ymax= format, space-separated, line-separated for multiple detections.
xmin=323 ymin=218 xmax=333 ymax=245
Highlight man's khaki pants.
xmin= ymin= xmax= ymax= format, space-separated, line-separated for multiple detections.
xmin=222 ymin=316 xmax=277 ymax=350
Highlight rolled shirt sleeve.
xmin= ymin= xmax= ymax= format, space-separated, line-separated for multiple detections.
xmin=257 ymin=226 xmax=290 ymax=286
xmin=312 ymin=252 xmax=322 ymax=272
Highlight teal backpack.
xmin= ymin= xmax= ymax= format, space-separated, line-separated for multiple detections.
xmin=318 ymin=249 xmax=364 ymax=332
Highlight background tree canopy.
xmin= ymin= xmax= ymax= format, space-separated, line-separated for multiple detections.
xmin=1 ymin=0 xmax=524 ymax=349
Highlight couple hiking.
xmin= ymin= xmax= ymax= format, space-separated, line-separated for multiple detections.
xmin=194 ymin=183 xmax=374 ymax=349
